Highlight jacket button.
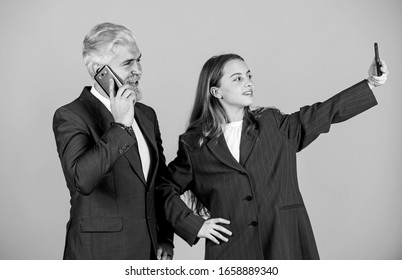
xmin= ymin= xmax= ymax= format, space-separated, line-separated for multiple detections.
xmin=245 ymin=196 xmax=253 ymax=201
xmin=118 ymin=148 xmax=124 ymax=154
xmin=250 ymin=221 xmax=258 ymax=227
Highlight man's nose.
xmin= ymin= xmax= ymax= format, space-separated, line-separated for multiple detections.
xmin=131 ymin=63 xmax=142 ymax=75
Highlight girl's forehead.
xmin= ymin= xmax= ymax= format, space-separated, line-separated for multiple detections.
xmin=222 ymin=59 xmax=249 ymax=76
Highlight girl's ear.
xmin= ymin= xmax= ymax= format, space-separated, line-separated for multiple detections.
xmin=210 ymin=87 xmax=222 ymax=99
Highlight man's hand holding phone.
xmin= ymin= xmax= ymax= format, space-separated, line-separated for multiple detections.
xmin=109 ymin=79 xmax=137 ymax=127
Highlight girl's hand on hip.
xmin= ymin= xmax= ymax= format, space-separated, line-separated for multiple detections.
xmin=197 ymin=218 xmax=232 ymax=244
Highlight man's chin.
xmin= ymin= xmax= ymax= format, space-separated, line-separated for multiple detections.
xmin=135 ymin=85 xmax=143 ymax=101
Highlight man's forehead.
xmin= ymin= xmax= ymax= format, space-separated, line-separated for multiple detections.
xmin=111 ymin=44 xmax=141 ymax=61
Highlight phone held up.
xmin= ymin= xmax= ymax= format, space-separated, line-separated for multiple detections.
xmin=94 ymin=65 xmax=123 ymax=97
xmin=374 ymin=42 xmax=382 ymax=77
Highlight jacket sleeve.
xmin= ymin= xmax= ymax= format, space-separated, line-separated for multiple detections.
xmin=52 ymin=106 xmax=136 ymax=195
xmin=156 ymin=137 xmax=205 ymax=246
xmin=271 ymin=80 xmax=378 ymax=152
xmin=151 ymin=110 xmax=175 ymax=247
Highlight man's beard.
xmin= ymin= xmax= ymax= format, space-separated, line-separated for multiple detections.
xmin=134 ymin=83 xmax=143 ymax=101
xmin=125 ymin=77 xmax=143 ymax=101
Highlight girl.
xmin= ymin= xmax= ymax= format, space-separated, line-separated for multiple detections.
xmin=158 ymin=53 xmax=388 ymax=259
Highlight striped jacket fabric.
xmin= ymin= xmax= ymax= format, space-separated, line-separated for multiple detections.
xmin=53 ymin=87 xmax=173 ymax=259
xmin=158 ymin=80 xmax=377 ymax=259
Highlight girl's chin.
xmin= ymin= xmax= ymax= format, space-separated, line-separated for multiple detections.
xmin=243 ymin=100 xmax=254 ymax=107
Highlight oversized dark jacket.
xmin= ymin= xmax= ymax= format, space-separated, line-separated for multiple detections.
xmin=53 ymin=87 xmax=173 ymax=259
xmin=158 ymin=80 xmax=377 ymax=259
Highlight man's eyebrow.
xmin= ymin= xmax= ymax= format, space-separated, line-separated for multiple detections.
xmin=121 ymin=54 xmax=142 ymax=65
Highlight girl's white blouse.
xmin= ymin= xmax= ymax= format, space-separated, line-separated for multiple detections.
xmin=222 ymin=120 xmax=243 ymax=162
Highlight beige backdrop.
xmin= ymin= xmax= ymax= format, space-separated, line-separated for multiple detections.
xmin=0 ymin=0 xmax=401 ymax=259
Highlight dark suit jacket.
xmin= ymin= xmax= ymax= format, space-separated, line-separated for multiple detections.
xmin=158 ymin=80 xmax=377 ymax=260
xmin=53 ymin=87 xmax=172 ymax=259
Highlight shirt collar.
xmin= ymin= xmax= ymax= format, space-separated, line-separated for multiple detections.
xmin=90 ymin=85 xmax=111 ymax=112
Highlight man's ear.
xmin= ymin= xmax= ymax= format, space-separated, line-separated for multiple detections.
xmin=210 ymin=87 xmax=222 ymax=99
xmin=92 ymin=63 xmax=101 ymax=77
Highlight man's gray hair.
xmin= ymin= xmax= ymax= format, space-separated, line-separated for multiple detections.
xmin=82 ymin=22 xmax=137 ymax=78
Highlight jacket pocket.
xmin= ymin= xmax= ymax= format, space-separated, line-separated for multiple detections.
xmin=79 ymin=217 xmax=123 ymax=233
xmin=279 ymin=204 xmax=305 ymax=210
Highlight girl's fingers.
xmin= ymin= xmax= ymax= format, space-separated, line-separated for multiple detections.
xmin=210 ymin=230 xmax=229 ymax=242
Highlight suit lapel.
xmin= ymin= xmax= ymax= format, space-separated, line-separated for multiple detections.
xmin=134 ymin=106 xmax=157 ymax=157
xmin=124 ymin=142 xmax=147 ymax=185
xmin=207 ymin=134 xmax=247 ymax=173
xmin=122 ymin=105 xmax=158 ymax=187
xmin=134 ymin=105 xmax=158 ymax=185
xmin=206 ymin=119 xmax=260 ymax=171
xmin=239 ymin=122 xmax=259 ymax=166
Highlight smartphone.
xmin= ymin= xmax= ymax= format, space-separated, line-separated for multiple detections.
xmin=94 ymin=65 xmax=123 ymax=97
xmin=374 ymin=43 xmax=382 ymax=76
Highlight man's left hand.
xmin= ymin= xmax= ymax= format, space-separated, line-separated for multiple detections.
xmin=156 ymin=242 xmax=174 ymax=260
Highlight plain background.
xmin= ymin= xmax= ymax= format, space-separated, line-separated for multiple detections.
xmin=0 ymin=0 xmax=401 ymax=260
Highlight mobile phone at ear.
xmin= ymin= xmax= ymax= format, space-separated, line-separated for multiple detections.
xmin=374 ymin=43 xmax=382 ymax=76
xmin=94 ymin=65 xmax=123 ymax=97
